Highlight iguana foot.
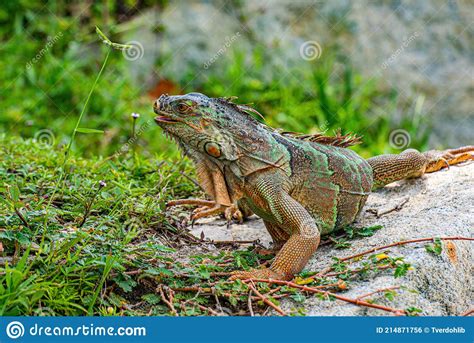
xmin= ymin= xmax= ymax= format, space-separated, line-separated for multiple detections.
xmin=424 ymin=146 xmax=474 ymax=173
xmin=229 ymin=268 xmax=288 ymax=281
xmin=167 ymin=199 xmax=243 ymax=222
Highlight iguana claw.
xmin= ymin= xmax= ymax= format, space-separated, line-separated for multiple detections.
xmin=167 ymin=199 xmax=243 ymax=223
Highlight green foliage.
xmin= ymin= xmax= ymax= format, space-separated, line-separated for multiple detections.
xmin=425 ymin=238 xmax=443 ymax=256
xmin=0 ymin=135 xmax=196 ymax=315
xmin=328 ymin=225 xmax=383 ymax=249
xmin=0 ymin=3 xmax=177 ymax=158
xmin=344 ymin=225 xmax=383 ymax=239
xmin=393 ymin=261 xmax=411 ymax=278
xmin=384 ymin=289 xmax=397 ymax=301
xmin=405 ymin=307 xmax=422 ymax=316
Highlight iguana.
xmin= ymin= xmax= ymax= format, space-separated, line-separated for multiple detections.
xmin=153 ymin=93 xmax=473 ymax=281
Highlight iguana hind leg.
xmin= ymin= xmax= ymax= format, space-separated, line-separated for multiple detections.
xmin=251 ymin=221 xmax=290 ymax=256
xmin=264 ymin=221 xmax=289 ymax=252
xmin=424 ymin=145 xmax=474 ymax=173
xmin=230 ymin=179 xmax=320 ymax=281
xmin=367 ymin=146 xmax=474 ymax=189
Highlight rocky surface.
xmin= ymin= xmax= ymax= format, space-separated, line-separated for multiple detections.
xmin=190 ymin=162 xmax=474 ymax=316
xmin=124 ymin=0 xmax=473 ymax=147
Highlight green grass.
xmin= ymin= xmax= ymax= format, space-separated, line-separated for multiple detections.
xmin=0 ymin=135 xmax=196 ymax=315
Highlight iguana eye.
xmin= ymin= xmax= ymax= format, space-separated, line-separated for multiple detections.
xmin=204 ymin=142 xmax=221 ymax=158
xmin=176 ymin=103 xmax=190 ymax=113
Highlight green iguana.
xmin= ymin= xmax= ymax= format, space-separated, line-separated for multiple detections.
xmin=153 ymin=93 xmax=473 ymax=281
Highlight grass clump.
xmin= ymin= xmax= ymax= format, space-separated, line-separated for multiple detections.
xmin=0 ymin=135 xmax=195 ymax=315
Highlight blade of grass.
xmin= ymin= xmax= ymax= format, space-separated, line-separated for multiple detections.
xmin=88 ymin=255 xmax=116 ymax=315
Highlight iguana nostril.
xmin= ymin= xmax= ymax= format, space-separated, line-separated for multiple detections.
xmin=155 ymin=94 xmax=171 ymax=111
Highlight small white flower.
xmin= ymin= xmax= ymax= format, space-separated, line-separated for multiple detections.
xmin=99 ymin=180 xmax=107 ymax=188
xmin=131 ymin=113 xmax=140 ymax=119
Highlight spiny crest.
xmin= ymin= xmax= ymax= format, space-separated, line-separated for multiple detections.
xmin=278 ymin=128 xmax=362 ymax=148
xmin=216 ymin=97 xmax=265 ymax=121
xmin=215 ymin=97 xmax=361 ymax=147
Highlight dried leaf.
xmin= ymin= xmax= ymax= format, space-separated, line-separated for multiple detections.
xmin=294 ymin=277 xmax=314 ymax=285
xmin=375 ymin=253 xmax=389 ymax=261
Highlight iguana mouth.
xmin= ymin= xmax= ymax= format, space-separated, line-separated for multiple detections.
xmin=155 ymin=114 xmax=179 ymax=124
xmin=154 ymin=97 xmax=179 ymax=123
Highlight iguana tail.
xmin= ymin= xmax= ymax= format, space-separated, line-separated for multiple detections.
xmin=367 ymin=146 xmax=474 ymax=189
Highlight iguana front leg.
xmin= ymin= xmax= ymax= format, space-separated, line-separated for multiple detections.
xmin=368 ymin=146 xmax=474 ymax=189
xmin=167 ymin=199 xmax=241 ymax=221
xmin=167 ymin=160 xmax=243 ymax=221
xmin=230 ymin=178 xmax=320 ymax=281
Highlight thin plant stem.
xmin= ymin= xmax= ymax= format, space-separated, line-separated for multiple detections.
xmin=79 ymin=187 xmax=101 ymax=228
xmin=43 ymin=48 xmax=111 ymax=224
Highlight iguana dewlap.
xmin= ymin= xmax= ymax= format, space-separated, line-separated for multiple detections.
xmin=154 ymin=93 xmax=473 ymax=281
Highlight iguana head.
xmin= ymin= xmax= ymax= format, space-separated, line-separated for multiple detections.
xmin=153 ymin=93 xmax=267 ymax=163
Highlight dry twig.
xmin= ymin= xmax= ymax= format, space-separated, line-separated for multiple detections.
xmin=158 ymin=285 xmax=178 ymax=316
xmin=245 ymin=281 xmax=287 ymax=316
xmin=248 ymin=290 xmax=255 ymax=316
xmin=317 ymin=236 xmax=474 ymax=276
xmin=245 ymin=278 xmax=406 ymax=316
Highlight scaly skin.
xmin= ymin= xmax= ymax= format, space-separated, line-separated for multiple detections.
xmin=153 ymin=93 xmax=474 ymax=281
